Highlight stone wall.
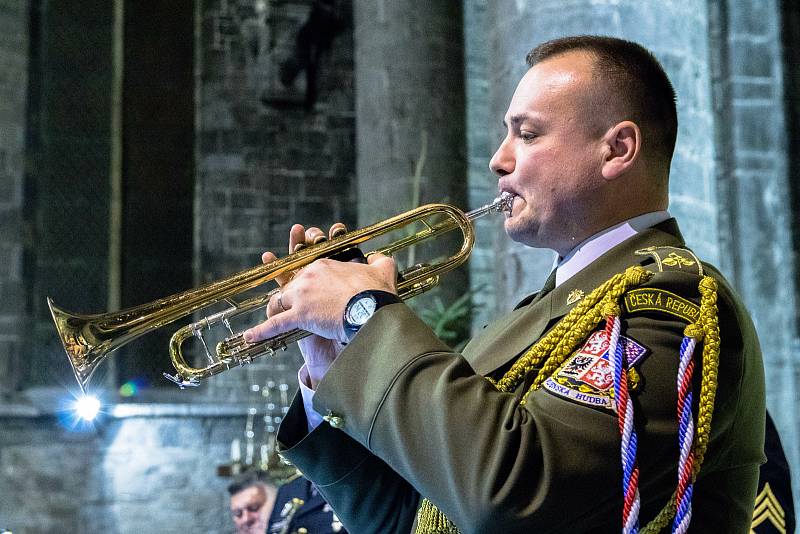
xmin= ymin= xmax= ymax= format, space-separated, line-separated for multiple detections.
xmin=1 ymin=1 xmax=355 ymax=531
xmin=196 ymin=0 xmax=355 ymax=278
xmin=0 ymin=399 xmax=249 ymax=534
xmin=0 ymin=0 xmax=29 ymax=395
xmin=195 ymin=0 xmax=355 ymax=397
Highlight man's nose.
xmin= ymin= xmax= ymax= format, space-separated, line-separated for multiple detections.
xmin=489 ymin=137 xmax=514 ymax=176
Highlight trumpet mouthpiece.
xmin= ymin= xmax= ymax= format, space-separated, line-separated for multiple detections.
xmin=495 ymin=192 xmax=515 ymax=216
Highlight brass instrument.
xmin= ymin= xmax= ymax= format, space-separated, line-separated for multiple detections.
xmin=48 ymin=193 xmax=514 ymax=393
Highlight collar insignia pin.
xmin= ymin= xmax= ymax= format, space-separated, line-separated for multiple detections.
xmin=567 ymin=289 xmax=584 ymax=305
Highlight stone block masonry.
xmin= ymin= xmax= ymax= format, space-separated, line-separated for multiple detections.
xmin=0 ymin=0 xmax=28 ymax=395
xmin=196 ymin=0 xmax=356 ymax=396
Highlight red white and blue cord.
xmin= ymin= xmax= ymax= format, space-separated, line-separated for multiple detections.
xmin=672 ymin=336 xmax=697 ymax=534
xmin=607 ymin=314 xmax=641 ymax=534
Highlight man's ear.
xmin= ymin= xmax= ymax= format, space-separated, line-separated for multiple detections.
xmin=601 ymin=120 xmax=641 ymax=180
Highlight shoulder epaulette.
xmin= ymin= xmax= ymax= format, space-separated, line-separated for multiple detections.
xmin=635 ymin=245 xmax=704 ymax=276
xmin=623 ymin=286 xmax=701 ymax=324
xmin=627 ymin=246 xmax=703 ymax=323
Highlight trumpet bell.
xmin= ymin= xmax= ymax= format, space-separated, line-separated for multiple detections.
xmin=47 ymin=298 xmax=108 ymax=393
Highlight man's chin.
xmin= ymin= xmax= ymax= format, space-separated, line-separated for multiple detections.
xmin=504 ymin=219 xmax=555 ymax=250
xmin=504 ymin=218 xmax=534 ymax=244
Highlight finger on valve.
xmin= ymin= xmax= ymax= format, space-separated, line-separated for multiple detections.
xmin=329 ymin=223 xmax=347 ymax=239
xmin=289 ymin=224 xmax=307 ymax=253
xmin=305 ymin=226 xmax=327 ymax=245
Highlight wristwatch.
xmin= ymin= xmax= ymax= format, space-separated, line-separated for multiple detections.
xmin=343 ymin=290 xmax=401 ymax=341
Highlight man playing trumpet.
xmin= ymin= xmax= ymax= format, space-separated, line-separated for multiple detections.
xmin=244 ymin=36 xmax=765 ymax=533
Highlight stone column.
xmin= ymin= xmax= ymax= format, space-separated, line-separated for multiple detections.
xmin=353 ymin=0 xmax=468 ymax=313
xmin=708 ymin=0 xmax=800 ymax=511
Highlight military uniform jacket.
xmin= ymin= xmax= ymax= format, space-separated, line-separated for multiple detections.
xmin=277 ymin=220 xmax=766 ymax=533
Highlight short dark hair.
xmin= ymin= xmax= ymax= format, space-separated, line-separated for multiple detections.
xmin=227 ymin=470 xmax=275 ymax=496
xmin=527 ymin=35 xmax=678 ymax=167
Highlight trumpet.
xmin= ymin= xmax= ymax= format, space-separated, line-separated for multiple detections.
xmin=48 ymin=193 xmax=514 ymax=392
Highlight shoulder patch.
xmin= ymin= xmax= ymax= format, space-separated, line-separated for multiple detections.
xmin=542 ymin=330 xmax=649 ymax=411
xmin=635 ymin=246 xmax=703 ymax=276
xmin=624 ymin=288 xmax=700 ymax=323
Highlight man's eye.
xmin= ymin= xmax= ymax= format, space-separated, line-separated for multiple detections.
xmin=520 ymin=131 xmax=537 ymax=142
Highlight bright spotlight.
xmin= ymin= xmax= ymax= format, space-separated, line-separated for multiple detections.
xmin=74 ymin=395 xmax=101 ymax=421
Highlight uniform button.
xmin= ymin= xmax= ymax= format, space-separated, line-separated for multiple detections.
xmin=297 ymin=529 xmax=308 ymax=534
xmin=323 ymin=411 xmax=345 ymax=429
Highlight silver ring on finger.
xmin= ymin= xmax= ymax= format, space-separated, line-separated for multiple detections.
xmin=277 ymin=291 xmax=287 ymax=312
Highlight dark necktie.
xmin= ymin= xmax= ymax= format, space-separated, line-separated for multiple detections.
xmin=513 ymin=268 xmax=558 ymax=309
xmin=530 ymin=268 xmax=557 ymax=304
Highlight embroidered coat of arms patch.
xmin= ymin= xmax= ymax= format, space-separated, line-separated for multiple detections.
xmin=543 ymin=330 xmax=648 ymax=410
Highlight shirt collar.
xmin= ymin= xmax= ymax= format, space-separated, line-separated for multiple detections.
xmin=553 ymin=211 xmax=671 ymax=287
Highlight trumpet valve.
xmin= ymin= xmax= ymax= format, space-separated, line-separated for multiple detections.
xmin=217 ymin=333 xmax=281 ymax=364
xmin=217 ymin=334 xmax=247 ymax=360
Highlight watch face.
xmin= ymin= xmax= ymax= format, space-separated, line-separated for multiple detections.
xmin=346 ymin=295 xmax=377 ymax=326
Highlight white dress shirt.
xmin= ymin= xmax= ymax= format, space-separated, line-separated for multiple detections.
xmin=554 ymin=211 xmax=671 ymax=287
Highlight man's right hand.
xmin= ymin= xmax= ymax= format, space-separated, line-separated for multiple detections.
xmin=259 ymin=222 xmax=349 ymax=390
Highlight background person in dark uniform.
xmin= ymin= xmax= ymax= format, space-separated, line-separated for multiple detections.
xmin=268 ymin=474 xmax=347 ymax=533
xmin=244 ymin=36 xmax=767 ymax=533
xmin=751 ymin=411 xmax=795 ymax=534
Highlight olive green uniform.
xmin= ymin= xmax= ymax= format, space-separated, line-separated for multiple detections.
xmin=277 ymin=220 xmax=766 ymax=533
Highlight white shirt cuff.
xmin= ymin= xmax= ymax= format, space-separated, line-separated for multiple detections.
xmin=298 ymin=364 xmax=325 ymax=432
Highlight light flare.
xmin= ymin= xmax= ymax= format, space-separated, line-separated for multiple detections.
xmin=74 ymin=395 xmax=101 ymax=421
